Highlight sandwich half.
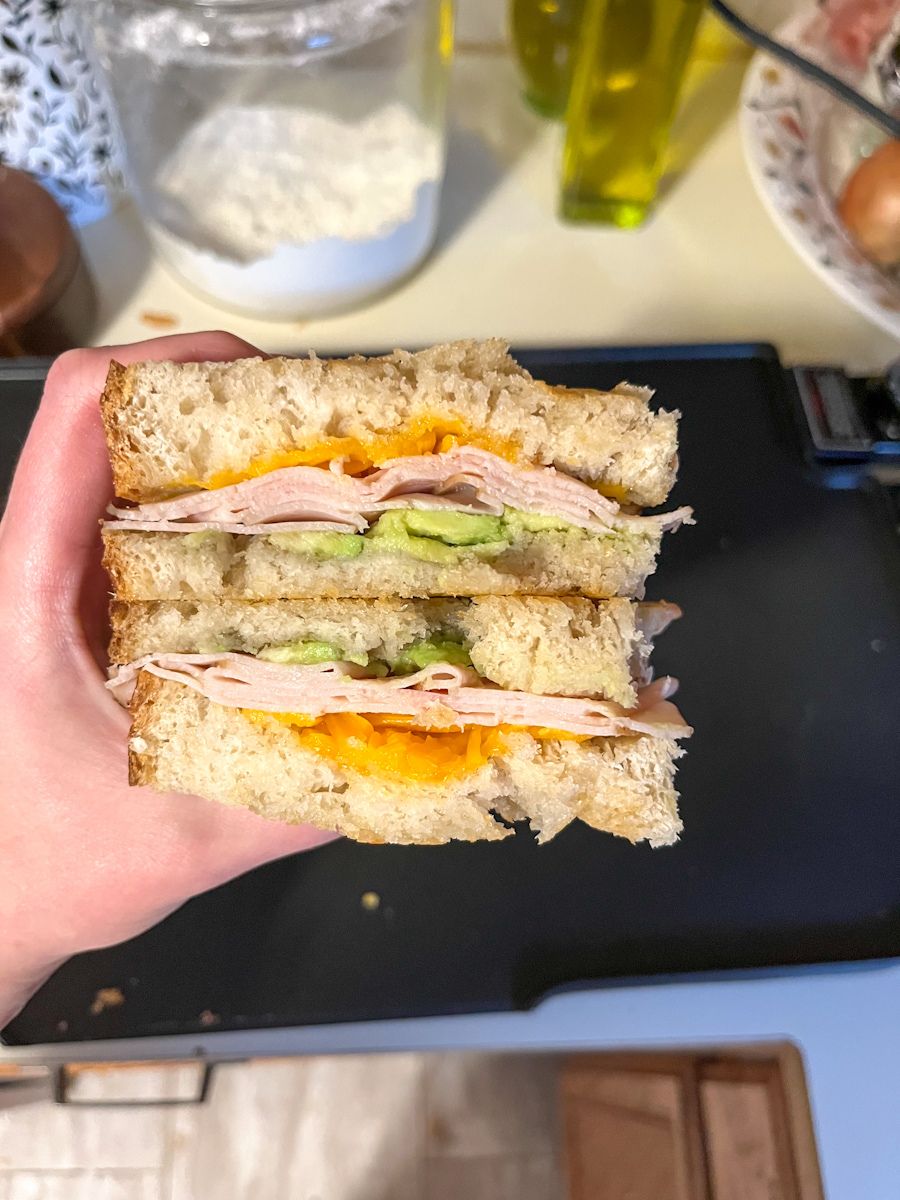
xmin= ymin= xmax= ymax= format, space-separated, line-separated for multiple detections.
xmin=108 ymin=597 xmax=690 ymax=845
xmin=101 ymin=340 xmax=690 ymax=601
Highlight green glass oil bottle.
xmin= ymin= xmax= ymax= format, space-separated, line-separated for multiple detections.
xmin=560 ymin=0 xmax=705 ymax=227
xmin=510 ymin=0 xmax=587 ymax=117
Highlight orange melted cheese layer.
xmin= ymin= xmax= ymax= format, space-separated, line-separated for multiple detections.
xmin=243 ymin=710 xmax=588 ymax=785
xmin=180 ymin=420 xmax=521 ymax=491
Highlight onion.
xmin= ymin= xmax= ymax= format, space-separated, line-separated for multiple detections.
xmin=838 ymin=139 xmax=900 ymax=269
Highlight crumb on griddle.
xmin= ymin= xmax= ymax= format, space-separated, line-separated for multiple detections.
xmin=89 ymin=987 xmax=125 ymax=1016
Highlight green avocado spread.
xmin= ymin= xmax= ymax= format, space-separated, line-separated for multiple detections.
xmin=264 ymin=508 xmax=613 ymax=563
xmin=267 ymin=531 xmax=365 ymax=559
xmin=257 ymin=633 xmax=473 ymax=677
xmin=257 ymin=640 xmax=368 ymax=667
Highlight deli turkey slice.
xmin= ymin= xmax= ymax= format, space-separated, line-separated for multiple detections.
xmin=106 ymin=447 xmax=692 ymax=536
xmin=107 ymin=654 xmax=692 ymax=740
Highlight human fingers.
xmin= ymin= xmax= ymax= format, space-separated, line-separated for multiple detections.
xmin=0 ymin=332 xmax=265 ymax=606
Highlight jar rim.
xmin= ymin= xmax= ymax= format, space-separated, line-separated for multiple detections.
xmin=97 ymin=0 xmax=417 ymax=65
xmin=126 ymin=0 xmax=398 ymax=11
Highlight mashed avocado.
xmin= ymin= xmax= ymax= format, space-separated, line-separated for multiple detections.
xmin=389 ymin=636 xmax=473 ymax=674
xmin=257 ymin=634 xmax=472 ymax=676
xmin=364 ymin=510 xmax=507 ymax=564
xmin=391 ymin=510 xmax=506 ymax=545
xmin=501 ymin=510 xmax=575 ymax=536
xmin=363 ymin=508 xmax=591 ymax=563
xmin=182 ymin=530 xmax=231 ymax=548
xmin=257 ymin=640 xmax=369 ymax=667
xmin=266 ymin=508 xmax=612 ymax=563
xmin=268 ymin=531 xmax=364 ymax=559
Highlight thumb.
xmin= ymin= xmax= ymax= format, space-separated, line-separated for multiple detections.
xmin=0 ymin=332 xmax=265 ymax=604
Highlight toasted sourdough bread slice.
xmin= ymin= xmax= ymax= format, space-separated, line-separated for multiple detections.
xmin=129 ymin=674 xmax=683 ymax=846
xmin=110 ymin=596 xmax=658 ymax=707
xmin=101 ymin=340 xmax=679 ymax=506
xmin=102 ymin=526 xmax=661 ymax=602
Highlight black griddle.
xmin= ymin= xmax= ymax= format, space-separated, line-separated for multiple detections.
xmin=3 ymin=343 xmax=899 ymax=1047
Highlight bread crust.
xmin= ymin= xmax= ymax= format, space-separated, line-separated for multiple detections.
xmin=100 ymin=360 xmax=137 ymax=500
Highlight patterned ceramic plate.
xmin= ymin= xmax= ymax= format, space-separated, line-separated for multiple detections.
xmin=0 ymin=0 xmax=124 ymax=226
xmin=740 ymin=14 xmax=900 ymax=339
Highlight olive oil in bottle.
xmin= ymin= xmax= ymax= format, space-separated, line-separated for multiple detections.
xmin=560 ymin=0 xmax=705 ymax=227
xmin=510 ymin=0 xmax=586 ymax=117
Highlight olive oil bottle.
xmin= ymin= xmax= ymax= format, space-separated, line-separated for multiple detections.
xmin=560 ymin=0 xmax=705 ymax=227
xmin=510 ymin=0 xmax=587 ymax=117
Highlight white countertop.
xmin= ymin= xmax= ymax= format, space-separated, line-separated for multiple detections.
xmin=42 ymin=42 xmax=900 ymax=1199
xmin=82 ymin=54 xmax=899 ymax=370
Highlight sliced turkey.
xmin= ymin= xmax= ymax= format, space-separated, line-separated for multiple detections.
xmin=106 ymin=466 xmax=369 ymax=531
xmin=105 ymin=446 xmax=692 ymax=536
xmin=109 ymin=519 xmax=360 ymax=535
xmin=107 ymin=653 xmax=692 ymax=740
xmin=631 ymin=601 xmax=683 ymax=686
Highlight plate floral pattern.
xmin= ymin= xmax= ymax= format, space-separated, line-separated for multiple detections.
xmin=740 ymin=20 xmax=900 ymax=339
xmin=0 ymin=0 xmax=124 ymax=225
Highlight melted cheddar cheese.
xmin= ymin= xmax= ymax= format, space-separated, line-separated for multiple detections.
xmin=595 ymin=481 xmax=629 ymax=503
xmin=180 ymin=419 xmax=522 ymax=491
xmin=174 ymin=416 xmax=627 ymax=501
xmin=243 ymin=710 xmax=588 ymax=785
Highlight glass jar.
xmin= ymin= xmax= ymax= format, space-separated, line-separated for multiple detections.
xmin=86 ymin=0 xmax=453 ymax=317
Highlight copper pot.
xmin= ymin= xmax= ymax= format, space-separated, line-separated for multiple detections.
xmin=0 ymin=167 xmax=97 ymax=356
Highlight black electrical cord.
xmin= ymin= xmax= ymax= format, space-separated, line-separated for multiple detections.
xmin=711 ymin=0 xmax=900 ymax=140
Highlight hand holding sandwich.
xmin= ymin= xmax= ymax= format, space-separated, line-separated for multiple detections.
xmin=0 ymin=333 xmax=336 ymax=1027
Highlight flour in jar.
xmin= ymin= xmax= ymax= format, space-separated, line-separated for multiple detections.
xmin=148 ymin=102 xmax=444 ymax=316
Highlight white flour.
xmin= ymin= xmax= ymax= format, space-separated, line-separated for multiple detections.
xmin=148 ymin=102 xmax=442 ymax=316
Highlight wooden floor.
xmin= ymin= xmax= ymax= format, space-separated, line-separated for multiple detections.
xmin=0 ymin=1047 xmax=821 ymax=1199
xmin=0 ymin=1053 xmax=565 ymax=1200
xmin=561 ymin=1049 xmax=823 ymax=1200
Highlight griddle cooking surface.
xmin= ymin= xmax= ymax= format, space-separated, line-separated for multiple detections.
xmin=4 ymin=345 xmax=899 ymax=1046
